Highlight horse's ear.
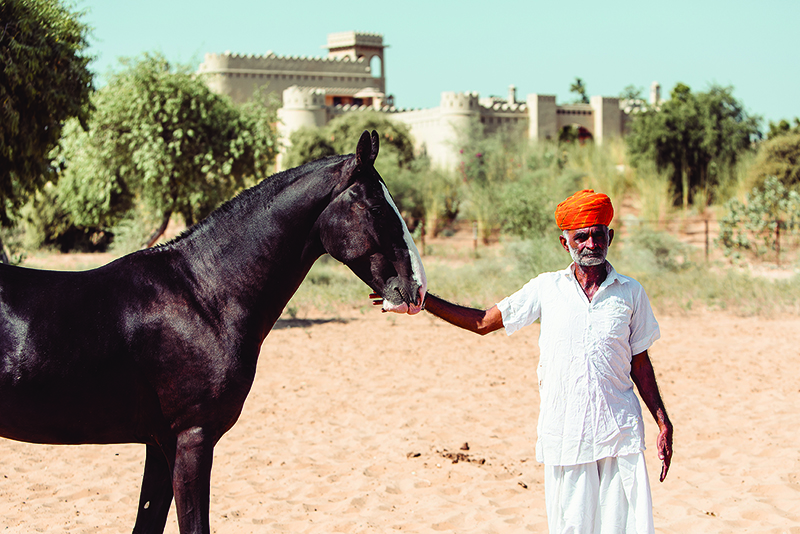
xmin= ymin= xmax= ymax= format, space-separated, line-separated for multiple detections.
xmin=370 ymin=130 xmax=379 ymax=162
xmin=356 ymin=130 xmax=373 ymax=167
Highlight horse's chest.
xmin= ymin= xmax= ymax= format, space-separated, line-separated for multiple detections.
xmin=144 ymin=337 xmax=258 ymax=425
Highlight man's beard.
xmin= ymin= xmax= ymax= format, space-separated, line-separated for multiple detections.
xmin=567 ymin=242 xmax=607 ymax=266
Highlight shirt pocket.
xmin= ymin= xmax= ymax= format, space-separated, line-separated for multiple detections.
xmin=592 ymin=295 xmax=632 ymax=344
xmin=589 ymin=296 xmax=634 ymax=385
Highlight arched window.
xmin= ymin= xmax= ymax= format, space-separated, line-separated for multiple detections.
xmin=370 ymin=55 xmax=382 ymax=78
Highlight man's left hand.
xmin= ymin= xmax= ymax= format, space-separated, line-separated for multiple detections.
xmin=657 ymin=422 xmax=673 ymax=482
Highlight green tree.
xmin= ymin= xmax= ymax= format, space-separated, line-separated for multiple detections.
xmin=619 ymin=84 xmax=644 ymax=102
xmin=570 ymin=77 xmax=589 ymax=104
xmin=0 ymin=0 xmax=93 ymax=257
xmin=238 ymin=84 xmax=281 ymax=179
xmin=324 ymin=111 xmax=415 ymax=169
xmin=748 ymin=132 xmax=800 ymax=188
xmin=626 ymin=83 xmax=760 ymax=207
xmin=619 ymin=84 xmax=646 ymax=112
xmin=282 ymin=112 xmax=442 ymax=241
xmin=390 ymin=156 xmax=461 ymax=239
xmin=282 ymin=111 xmax=414 ymax=176
xmin=57 ymin=53 xmax=277 ymax=247
xmin=283 ymin=127 xmax=336 ymax=168
xmin=767 ymin=118 xmax=800 ymax=140
xmin=456 ymin=119 xmax=551 ymax=243
xmin=496 ymin=174 xmax=553 ymax=239
xmin=558 ymin=125 xmax=580 ymax=144
xmin=52 ymin=117 xmax=132 ymax=235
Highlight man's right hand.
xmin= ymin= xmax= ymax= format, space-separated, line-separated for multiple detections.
xmin=368 ymin=292 xmax=423 ymax=314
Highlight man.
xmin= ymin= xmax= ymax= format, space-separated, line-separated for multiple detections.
xmin=375 ymin=189 xmax=673 ymax=533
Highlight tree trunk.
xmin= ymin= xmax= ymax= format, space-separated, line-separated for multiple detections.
xmin=144 ymin=211 xmax=173 ymax=249
xmin=681 ymin=157 xmax=689 ymax=210
xmin=0 ymin=234 xmax=10 ymax=264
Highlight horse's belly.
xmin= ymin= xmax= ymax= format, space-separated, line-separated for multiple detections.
xmin=0 ymin=408 xmax=146 ymax=445
xmin=0 ymin=360 xmax=159 ymax=445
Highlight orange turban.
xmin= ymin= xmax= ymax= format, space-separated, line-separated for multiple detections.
xmin=554 ymin=189 xmax=614 ymax=230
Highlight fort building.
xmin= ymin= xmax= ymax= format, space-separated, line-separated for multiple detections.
xmin=198 ymin=31 xmax=387 ymax=108
xmin=198 ymin=32 xmax=655 ymax=170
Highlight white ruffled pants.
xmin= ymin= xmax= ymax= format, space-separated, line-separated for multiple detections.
xmin=544 ymin=452 xmax=655 ymax=534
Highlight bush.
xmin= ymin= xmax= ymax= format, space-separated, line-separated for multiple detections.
xmin=717 ymin=176 xmax=800 ymax=260
xmin=387 ymin=157 xmax=461 ymax=235
xmin=19 ymin=182 xmax=111 ymax=252
xmin=505 ymin=234 xmax=570 ymax=281
xmin=748 ymin=133 xmax=800 ymax=188
xmin=618 ymin=228 xmax=694 ymax=273
xmin=496 ymin=171 xmax=555 ymax=239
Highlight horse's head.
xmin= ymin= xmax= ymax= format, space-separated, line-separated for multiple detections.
xmin=318 ymin=130 xmax=427 ymax=314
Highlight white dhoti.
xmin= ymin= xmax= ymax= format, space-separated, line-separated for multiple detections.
xmin=544 ymin=452 xmax=654 ymax=534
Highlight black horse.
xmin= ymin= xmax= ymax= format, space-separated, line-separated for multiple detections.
xmin=0 ymin=131 xmax=426 ymax=533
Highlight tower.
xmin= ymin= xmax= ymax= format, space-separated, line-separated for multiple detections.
xmin=325 ymin=31 xmax=386 ymax=95
xmin=276 ymin=86 xmax=327 ymax=170
xmin=650 ymin=81 xmax=661 ymax=106
xmin=526 ymin=94 xmax=557 ymax=141
xmin=590 ymin=95 xmax=622 ymax=144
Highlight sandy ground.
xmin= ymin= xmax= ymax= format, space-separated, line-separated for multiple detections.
xmin=0 ymin=307 xmax=799 ymax=533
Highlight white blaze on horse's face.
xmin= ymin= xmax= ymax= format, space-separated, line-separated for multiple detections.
xmin=379 ymin=182 xmax=427 ymax=315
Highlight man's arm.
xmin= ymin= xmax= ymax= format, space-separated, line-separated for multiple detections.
xmin=371 ymin=292 xmax=504 ymax=336
xmin=630 ymin=350 xmax=673 ymax=482
xmin=423 ymin=294 xmax=504 ymax=336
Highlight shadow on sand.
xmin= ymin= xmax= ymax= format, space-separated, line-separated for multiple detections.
xmin=272 ymin=317 xmax=351 ymax=330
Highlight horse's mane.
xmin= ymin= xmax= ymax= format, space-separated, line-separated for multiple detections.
xmin=154 ymin=153 xmax=353 ymax=250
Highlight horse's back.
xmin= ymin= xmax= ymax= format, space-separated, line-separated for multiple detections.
xmin=0 ymin=253 xmax=257 ymax=446
xmin=0 ymin=260 xmax=169 ymax=444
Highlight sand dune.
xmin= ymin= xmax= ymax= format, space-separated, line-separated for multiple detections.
xmin=0 ymin=309 xmax=798 ymax=533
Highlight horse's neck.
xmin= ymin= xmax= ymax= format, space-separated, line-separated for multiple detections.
xmin=174 ymin=169 xmax=335 ymax=333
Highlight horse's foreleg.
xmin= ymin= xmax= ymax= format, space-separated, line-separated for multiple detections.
xmin=132 ymin=444 xmax=175 ymax=534
xmin=172 ymin=427 xmax=214 ymax=534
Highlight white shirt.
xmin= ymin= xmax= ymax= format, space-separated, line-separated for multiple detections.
xmin=497 ymin=262 xmax=660 ymax=466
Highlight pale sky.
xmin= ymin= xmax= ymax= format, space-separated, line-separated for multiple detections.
xmin=78 ymin=0 xmax=799 ymax=128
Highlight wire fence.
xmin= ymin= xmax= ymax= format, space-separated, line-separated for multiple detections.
xmin=617 ymin=217 xmax=800 ymax=267
xmin=418 ymin=217 xmax=800 ymax=268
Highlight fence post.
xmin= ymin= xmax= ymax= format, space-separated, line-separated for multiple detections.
xmin=473 ymin=221 xmax=478 ymax=257
xmin=704 ymin=219 xmax=709 ymax=263
xmin=776 ymin=220 xmax=781 ymax=266
xmin=420 ymin=220 xmax=426 ymax=257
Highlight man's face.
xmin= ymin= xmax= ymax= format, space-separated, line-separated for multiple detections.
xmin=560 ymin=225 xmax=613 ymax=267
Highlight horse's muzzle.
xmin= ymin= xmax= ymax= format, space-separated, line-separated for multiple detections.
xmin=381 ymin=277 xmax=426 ymax=315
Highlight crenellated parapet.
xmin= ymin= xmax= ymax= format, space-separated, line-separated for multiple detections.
xmin=198 ymin=31 xmax=388 ymax=106
xmin=329 ymin=103 xmax=402 ymax=114
xmin=479 ymin=99 xmax=528 ymax=114
xmin=439 ymin=91 xmax=481 ymax=114
xmin=199 ymin=51 xmax=373 ymax=76
xmin=326 ymin=31 xmax=384 ymax=50
xmin=282 ymin=86 xmax=326 ymax=110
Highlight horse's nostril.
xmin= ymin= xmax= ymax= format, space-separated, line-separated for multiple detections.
xmin=396 ymin=286 xmax=409 ymax=303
